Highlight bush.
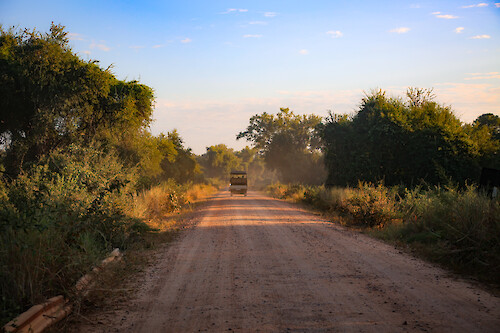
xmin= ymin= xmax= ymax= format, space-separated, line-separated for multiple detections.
xmin=340 ymin=182 xmax=398 ymax=228
xmin=266 ymin=182 xmax=500 ymax=284
xmin=0 ymin=144 xmax=140 ymax=325
xmin=393 ymin=186 xmax=500 ymax=281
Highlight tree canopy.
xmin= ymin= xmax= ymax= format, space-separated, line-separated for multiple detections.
xmin=0 ymin=23 xmax=154 ymax=176
xmin=321 ymin=88 xmax=499 ymax=187
xmin=237 ymin=108 xmax=326 ymax=184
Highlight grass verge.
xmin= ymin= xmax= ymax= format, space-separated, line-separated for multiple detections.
xmin=267 ymin=182 xmax=500 ymax=288
xmin=0 ymin=143 xmax=217 ymax=327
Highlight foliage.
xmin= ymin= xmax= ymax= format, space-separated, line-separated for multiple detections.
xmin=267 ymin=182 xmax=500 ymax=285
xmin=321 ymin=88 xmax=498 ymax=187
xmin=0 ymin=24 xmax=206 ymax=326
xmin=198 ymin=144 xmax=242 ymax=179
xmin=159 ymin=130 xmax=201 ymax=184
xmin=237 ymin=108 xmax=326 ymax=184
xmin=0 ymin=24 xmax=155 ymax=176
xmin=0 ymin=144 xmax=142 ymax=325
xmin=198 ymin=144 xmax=276 ymax=187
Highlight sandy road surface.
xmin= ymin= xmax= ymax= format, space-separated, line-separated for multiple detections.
xmin=77 ymin=191 xmax=500 ymax=332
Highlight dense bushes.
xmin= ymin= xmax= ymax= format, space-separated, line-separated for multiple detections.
xmin=0 ymin=143 xmax=216 ymax=325
xmin=0 ymin=23 xmax=216 ymax=326
xmin=268 ymin=182 xmax=500 ymax=284
xmin=0 ymin=144 xmax=140 ymax=323
xmin=321 ymin=89 xmax=500 ymax=188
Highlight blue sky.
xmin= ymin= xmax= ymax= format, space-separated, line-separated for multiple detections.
xmin=2 ymin=0 xmax=500 ymax=154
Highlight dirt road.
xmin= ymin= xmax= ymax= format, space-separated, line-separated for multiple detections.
xmin=77 ymin=191 xmax=500 ymax=332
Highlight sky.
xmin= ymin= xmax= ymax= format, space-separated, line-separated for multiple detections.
xmin=1 ymin=0 xmax=500 ymax=154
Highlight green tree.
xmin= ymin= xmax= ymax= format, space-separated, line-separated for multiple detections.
xmin=237 ymin=108 xmax=325 ymax=184
xmin=160 ymin=130 xmax=201 ymax=183
xmin=467 ymin=113 xmax=500 ymax=169
xmin=321 ymin=88 xmax=481 ymax=187
xmin=199 ymin=144 xmax=242 ymax=179
xmin=0 ymin=24 xmax=154 ymax=176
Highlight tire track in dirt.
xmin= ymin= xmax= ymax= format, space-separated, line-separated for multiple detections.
xmin=74 ymin=191 xmax=500 ymax=332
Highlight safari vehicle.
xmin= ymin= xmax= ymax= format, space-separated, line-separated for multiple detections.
xmin=230 ymin=170 xmax=247 ymax=196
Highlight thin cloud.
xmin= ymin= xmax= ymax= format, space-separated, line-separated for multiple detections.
xmin=129 ymin=45 xmax=145 ymax=50
xmin=410 ymin=4 xmax=421 ymax=8
xmin=299 ymin=49 xmax=309 ymax=55
xmin=222 ymin=8 xmax=248 ymax=14
xmin=390 ymin=27 xmax=410 ymax=34
xmin=82 ymin=50 xmax=91 ymax=55
xmin=152 ymin=44 xmax=165 ymax=49
xmin=470 ymin=34 xmax=491 ymax=39
xmin=462 ymin=3 xmax=488 ymax=8
xmin=68 ymin=33 xmax=83 ymax=41
xmin=264 ymin=12 xmax=277 ymax=17
xmin=181 ymin=38 xmax=192 ymax=43
xmin=464 ymin=72 xmax=500 ymax=80
xmin=433 ymin=82 xmax=500 ymax=122
xmin=89 ymin=41 xmax=111 ymax=52
xmin=455 ymin=27 xmax=465 ymax=33
xmin=249 ymin=21 xmax=267 ymax=25
xmin=326 ymin=30 xmax=343 ymax=38
xmin=432 ymin=12 xmax=459 ymax=19
xmin=496 ymin=3 xmax=500 ymax=7
xmin=243 ymin=34 xmax=262 ymax=38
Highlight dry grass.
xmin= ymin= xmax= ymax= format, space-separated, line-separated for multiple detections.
xmin=267 ymin=182 xmax=500 ymax=286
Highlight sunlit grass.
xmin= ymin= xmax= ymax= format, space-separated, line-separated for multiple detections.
xmin=268 ymin=182 xmax=500 ymax=285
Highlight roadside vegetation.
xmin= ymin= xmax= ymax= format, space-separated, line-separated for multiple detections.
xmin=0 ymin=24 xmax=213 ymax=326
xmin=256 ymin=89 xmax=500 ymax=287
xmin=267 ymin=182 xmax=500 ymax=285
xmin=2 ymin=22 xmax=499 ymax=327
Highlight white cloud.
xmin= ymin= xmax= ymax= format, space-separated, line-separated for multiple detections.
xmin=462 ymin=3 xmax=488 ymax=8
xmin=264 ymin=12 xmax=277 ymax=17
xmin=222 ymin=8 xmax=248 ymax=14
xmin=464 ymin=72 xmax=500 ymax=80
xmin=299 ymin=49 xmax=309 ymax=55
xmin=243 ymin=34 xmax=262 ymax=38
xmin=470 ymin=34 xmax=491 ymax=39
xmin=437 ymin=14 xmax=459 ymax=19
xmin=152 ymin=44 xmax=164 ymax=49
xmin=249 ymin=21 xmax=267 ymax=25
xmin=390 ymin=27 xmax=410 ymax=34
xmin=455 ymin=27 xmax=465 ymax=33
xmin=432 ymin=12 xmax=459 ymax=19
xmin=181 ymin=38 xmax=192 ymax=43
xmin=326 ymin=30 xmax=343 ymax=38
xmin=68 ymin=33 xmax=83 ymax=41
xmin=89 ymin=41 xmax=111 ymax=52
xmin=434 ymin=82 xmax=500 ymax=122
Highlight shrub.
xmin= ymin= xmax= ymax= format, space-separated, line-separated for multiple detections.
xmin=0 ymin=144 xmax=140 ymax=325
xmin=394 ymin=186 xmax=500 ymax=280
xmin=340 ymin=182 xmax=399 ymax=227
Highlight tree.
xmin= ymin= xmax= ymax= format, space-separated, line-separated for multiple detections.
xmin=321 ymin=88 xmax=481 ymax=187
xmin=467 ymin=113 xmax=500 ymax=169
xmin=237 ymin=108 xmax=325 ymax=184
xmin=159 ymin=130 xmax=201 ymax=183
xmin=0 ymin=24 xmax=154 ymax=176
xmin=198 ymin=144 xmax=242 ymax=179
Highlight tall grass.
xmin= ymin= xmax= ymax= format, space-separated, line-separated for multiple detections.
xmin=131 ymin=181 xmax=216 ymax=231
xmin=0 ymin=144 xmax=216 ymax=326
xmin=268 ymin=182 xmax=500 ymax=285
